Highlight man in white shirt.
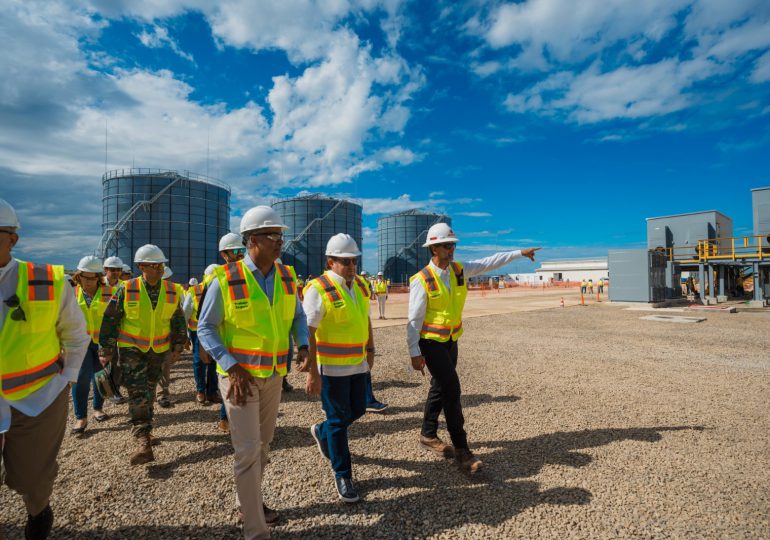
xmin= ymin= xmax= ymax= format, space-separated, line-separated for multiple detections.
xmin=0 ymin=199 xmax=89 ymax=539
xmin=407 ymin=222 xmax=539 ymax=473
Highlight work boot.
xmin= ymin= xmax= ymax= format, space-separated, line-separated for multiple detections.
xmin=25 ymin=504 xmax=53 ymax=540
xmin=455 ymin=448 xmax=483 ymax=474
xmin=129 ymin=435 xmax=155 ymax=466
xmin=148 ymin=434 xmax=161 ymax=447
xmin=418 ymin=434 xmax=454 ymax=458
xmin=217 ymin=419 xmax=230 ymax=433
xmin=282 ymin=377 xmax=293 ymax=392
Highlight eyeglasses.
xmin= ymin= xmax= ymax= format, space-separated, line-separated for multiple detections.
xmin=250 ymin=233 xmax=284 ymax=243
xmin=230 ymin=248 xmax=246 ymax=255
xmin=435 ymin=243 xmax=456 ymax=250
xmin=139 ymin=263 xmax=164 ymax=270
xmin=333 ymin=258 xmax=357 ymax=266
xmin=4 ymin=294 xmax=26 ymax=322
xmin=80 ymin=275 xmax=100 ymax=281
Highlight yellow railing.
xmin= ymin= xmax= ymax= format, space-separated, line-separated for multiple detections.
xmin=666 ymin=236 xmax=768 ymax=263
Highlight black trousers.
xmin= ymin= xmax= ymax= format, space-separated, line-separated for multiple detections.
xmin=419 ymin=338 xmax=468 ymax=449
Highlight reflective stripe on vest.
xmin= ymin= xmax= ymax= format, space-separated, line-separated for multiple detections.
xmin=117 ymin=278 xmax=180 ymax=353
xmin=224 ymin=262 xmax=249 ymax=301
xmin=76 ymin=285 xmax=114 ymax=344
xmin=187 ymin=283 xmax=204 ymax=331
xmin=375 ymin=281 xmax=387 ymax=294
xmin=229 ymin=348 xmax=290 ymax=373
xmin=412 ymin=263 xmax=467 ymax=343
xmin=309 ymin=272 xmax=370 ymax=366
xmin=0 ymin=260 xmax=64 ymax=400
xmin=354 ymin=276 xmax=370 ymax=298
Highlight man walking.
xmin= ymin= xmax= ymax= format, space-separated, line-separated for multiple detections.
xmin=0 ymin=199 xmax=90 ymax=539
xmin=408 ymin=223 xmax=540 ymax=473
xmin=303 ymin=233 xmax=375 ymax=503
xmin=99 ymin=244 xmax=187 ymax=465
xmin=373 ymin=271 xmax=388 ymax=320
xmin=198 ymin=206 xmax=308 ymax=539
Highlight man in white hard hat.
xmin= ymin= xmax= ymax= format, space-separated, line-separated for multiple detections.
xmin=120 ymin=264 xmax=132 ymax=281
xmin=198 ymin=206 xmax=309 ymax=538
xmin=373 ymin=271 xmax=388 ymax=320
xmin=99 ymin=244 xmax=187 ymax=465
xmin=408 ymin=223 xmax=540 ymax=473
xmin=0 ymin=199 xmax=89 ymax=539
xmin=302 ymin=233 xmax=375 ymax=503
xmin=101 ymin=256 xmax=128 ymax=405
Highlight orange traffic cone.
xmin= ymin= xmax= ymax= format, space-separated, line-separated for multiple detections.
xmin=560 ymin=297 xmax=565 ymax=308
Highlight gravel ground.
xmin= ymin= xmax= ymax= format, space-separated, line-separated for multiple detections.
xmin=2 ymin=304 xmax=769 ymax=539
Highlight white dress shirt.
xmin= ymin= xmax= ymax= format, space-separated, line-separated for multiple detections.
xmin=407 ymin=250 xmax=523 ymax=357
xmin=303 ymin=270 xmax=369 ymax=377
xmin=0 ymin=258 xmax=89 ymax=433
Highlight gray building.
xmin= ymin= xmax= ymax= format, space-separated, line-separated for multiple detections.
xmin=273 ymin=194 xmax=362 ymax=279
xmin=608 ymin=249 xmax=667 ymax=303
xmin=647 ymin=210 xmax=733 ymax=258
xmin=752 ymin=187 xmax=770 ymax=247
xmin=378 ymin=210 xmax=451 ymax=284
xmin=99 ymin=168 xmax=231 ymax=283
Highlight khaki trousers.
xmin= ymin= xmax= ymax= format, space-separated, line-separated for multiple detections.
xmin=1 ymin=388 xmax=68 ymax=516
xmin=219 ymin=374 xmax=282 ymax=540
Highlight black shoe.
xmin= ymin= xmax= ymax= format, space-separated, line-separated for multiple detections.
xmin=310 ymin=423 xmax=330 ymax=461
xmin=157 ymin=397 xmax=172 ymax=408
xmin=25 ymin=504 xmax=53 ymax=540
xmin=334 ymin=476 xmax=360 ymax=503
xmin=282 ymin=378 xmax=294 ymax=392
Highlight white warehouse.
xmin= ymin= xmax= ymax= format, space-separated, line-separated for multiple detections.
xmin=535 ymin=258 xmax=608 ymax=283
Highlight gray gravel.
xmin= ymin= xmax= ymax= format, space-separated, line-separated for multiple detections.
xmin=1 ymin=304 xmax=769 ymax=539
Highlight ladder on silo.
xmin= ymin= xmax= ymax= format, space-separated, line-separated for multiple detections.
xmin=282 ymin=199 xmax=345 ymax=257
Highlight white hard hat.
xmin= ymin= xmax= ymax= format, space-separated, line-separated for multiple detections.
xmin=377 ymin=271 xmax=383 ymax=276
xmin=325 ymin=233 xmax=361 ymax=257
xmin=122 ymin=264 xmax=131 ymax=273
xmin=218 ymin=232 xmax=243 ymax=252
xmin=204 ymin=263 xmax=219 ymax=276
xmin=163 ymin=266 xmax=173 ymax=279
xmin=239 ymin=206 xmax=288 ymax=234
xmin=77 ymin=255 xmax=103 ymax=273
xmin=134 ymin=244 xmax=168 ymax=263
xmin=103 ymin=256 xmax=124 ymax=269
xmin=360 ymin=271 xmax=367 ymax=276
xmin=423 ymin=223 xmax=459 ymax=247
xmin=188 ymin=277 xmax=199 ymax=286
xmin=0 ymin=199 xmax=21 ymax=229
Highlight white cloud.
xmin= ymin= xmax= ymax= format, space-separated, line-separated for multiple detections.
xmin=458 ymin=211 xmax=492 ymax=217
xmin=136 ymin=24 xmax=195 ymax=63
xmin=751 ymin=50 xmax=770 ymax=83
xmin=353 ymin=194 xmax=480 ymax=215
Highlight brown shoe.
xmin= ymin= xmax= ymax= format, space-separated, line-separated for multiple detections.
xmin=217 ymin=419 xmax=230 ymax=433
xmin=419 ymin=435 xmax=454 ymax=458
xmin=455 ymin=448 xmax=483 ymax=474
xmin=148 ymin=434 xmax=161 ymax=447
xmin=263 ymin=504 xmax=280 ymax=526
xmin=195 ymin=392 xmax=206 ymax=404
xmin=129 ymin=435 xmax=155 ymax=466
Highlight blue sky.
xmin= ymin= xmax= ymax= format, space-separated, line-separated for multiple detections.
xmin=2 ymin=0 xmax=769 ymax=274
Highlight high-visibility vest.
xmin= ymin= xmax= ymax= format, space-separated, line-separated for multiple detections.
xmin=214 ymin=260 xmax=297 ymax=378
xmin=308 ymin=272 xmax=370 ymax=366
xmin=187 ymin=283 xmax=205 ymax=331
xmin=411 ymin=262 xmax=467 ymax=342
xmin=117 ymin=278 xmax=182 ymax=353
xmin=375 ymin=280 xmax=387 ymax=294
xmin=76 ymin=284 xmax=115 ymax=344
xmin=0 ymin=260 xmax=65 ymax=400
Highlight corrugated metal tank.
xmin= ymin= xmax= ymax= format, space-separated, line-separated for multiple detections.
xmin=378 ymin=210 xmax=451 ymax=284
xmin=101 ymin=168 xmax=231 ymax=283
xmin=272 ymin=194 xmax=362 ymax=279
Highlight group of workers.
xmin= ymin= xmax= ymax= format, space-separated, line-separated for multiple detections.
xmin=581 ymin=278 xmax=605 ymax=295
xmin=0 ymin=197 xmax=539 ymax=540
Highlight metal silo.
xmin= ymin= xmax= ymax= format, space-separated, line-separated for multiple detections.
xmin=272 ymin=194 xmax=363 ymax=279
xmin=99 ymin=168 xmax=231 ymax=283
xmin=378 ymin=210 xmax=451 ymax=284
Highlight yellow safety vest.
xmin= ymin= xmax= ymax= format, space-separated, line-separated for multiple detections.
xmin=375 ymin=280 xmax=387 ymax=294
xmin=76 ymin=284 xmax=115 ymax=344
xmin=412 ymin=262 xmax=467 ymax=342
xmin=187 ymin=283 xmax=205 ymax=332
xmin=309 ymin=272 xmax=370 ymax=366
xmin=0 ymin=260 xmax=65 ymax=400
xmin=215 ymin=260 xmax=297 ymax=378
xmin=117 ymin=278 xmax=182 ymax=353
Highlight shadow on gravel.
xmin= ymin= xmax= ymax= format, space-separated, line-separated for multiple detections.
xmin=0 ymin=524 xmax=242 ymax=539
xmin=282 ymin=425 xmax=702 ymax=539
xmin=146 ymin=440 xmax=234 ymax=480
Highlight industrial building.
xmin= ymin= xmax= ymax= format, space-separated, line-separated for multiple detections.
xmin=273 ymin=193 xmax=362 ymax=279
xmin=534 ymin=258 xmax=608 ymax=283
xmin=609 ymin=188 xmax=769 ymax=305
xmin=99 ymin=168 xmax=231 ymax=283
xmin=378 ymin=210 xmax=451 ymax=284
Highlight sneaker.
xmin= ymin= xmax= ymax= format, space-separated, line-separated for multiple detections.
xmin=217 ymin=419 xmax=230 ymax=433
xmin=25 ymin=504 xmax=53 ymax=540
xmin=195 ymin=392 xmax=206 ymax=404
xmin=418 ymin=434 xmax=454 ymax=458
xmin=365 ymin=401 xmax=388 ymax=413
xmin=110 ymin=395 xmax=126 ymax=405
xmin=310 ymin=423 xmax=330 ymax=461
xmin=455 ymin=447 xmax=483 ymax=474
xmin=157 ymin=397 xmax=172 ymax=408
xmin=334 ymin=476 xmax=360 ymax=503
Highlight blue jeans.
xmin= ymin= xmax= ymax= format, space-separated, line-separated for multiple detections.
xmin=364 ymin=372 xmax=380 ymax=407
xmin=190 ymin=331 xmax=217 ymax=396
xmin=71 ymin=343 xmax=104 ymax=419
xmin=317 ymin=373 xmax=367 ymax=479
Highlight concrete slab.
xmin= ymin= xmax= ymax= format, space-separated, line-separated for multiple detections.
xmin=687 ymin=305 xmax=737 ymax=313
xmin=640 ymin=315 xmax=706 ymax=323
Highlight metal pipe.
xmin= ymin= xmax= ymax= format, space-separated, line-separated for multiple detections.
xmin=754 ymin=262 xmax=763 ymax=301
xmin=698 ymin=264 xmax=705 ymax=303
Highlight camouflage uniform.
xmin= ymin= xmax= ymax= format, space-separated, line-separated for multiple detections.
xmin=99 ymin=279 xmax=187 ymax=437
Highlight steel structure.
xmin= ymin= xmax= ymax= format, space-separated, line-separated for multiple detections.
xmin=100 ymin=168 xmax=230 ymax=283
xmin=378 ymin=210 xmax=451 ymax=284
xmin=272 ymin=194 xmax=362 ymax=279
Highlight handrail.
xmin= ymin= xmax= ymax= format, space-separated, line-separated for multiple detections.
xmin=666 ymin=235 xmax=768 ymax=263
xmin=102 ymin=168 xmax=231 ymax=193
xmin=281 ymin=199 xmax=346 ymax=255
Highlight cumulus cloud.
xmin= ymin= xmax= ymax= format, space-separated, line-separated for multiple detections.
xmin=458 ymin=211 xmax=492 ymax=217
xmin=136 ymin=24 xmax=195 ymax=62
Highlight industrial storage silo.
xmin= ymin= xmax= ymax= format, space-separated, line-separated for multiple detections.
xmin=378 ymin=210 xmax=451 ymax=284
xmin=272 ymin=194 xmax=363 ymax=279
xmin=99 ymin=168 xmax=231 ymax=283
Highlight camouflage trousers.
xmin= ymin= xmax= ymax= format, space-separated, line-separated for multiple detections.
xmin=118 ymin=348 xmax=167 ymax=438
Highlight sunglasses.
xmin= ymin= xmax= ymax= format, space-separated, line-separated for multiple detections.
xmin=4 ymin=294 xmax=26 ymax=322
xmin=229 ymin=248 xmax=246 ymax=255
xmin=435 ymin=243 xmax=456 ymax=250
xmin=139 ymin=263 xmax=164 ymax=270
xmin=333 ymin=258 xmax=357 ymax=266
xmin=250 ymin=233 xmax=284 ymax=243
